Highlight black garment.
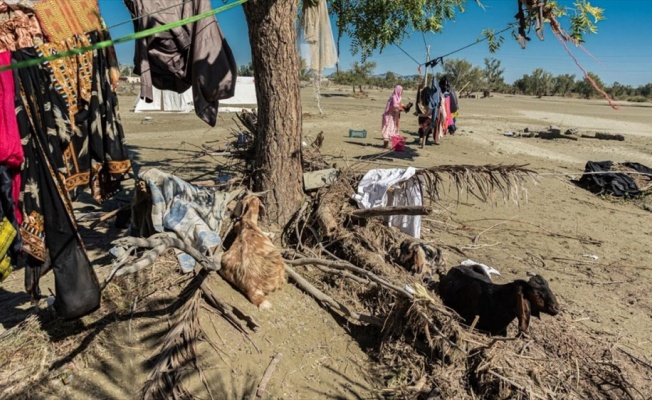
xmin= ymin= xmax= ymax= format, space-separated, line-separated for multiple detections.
xmin=125 ymin=0 xmax=237 ymax=126
xmin=418 ymin=116 xmax=432 ymax=140
xmin=13 ymin=48 xmax=100 ymax=319
xmin=416 ymin=84 xmax=432 ymax=116
xmin=578 ymin=161 xmax=652 ymax=197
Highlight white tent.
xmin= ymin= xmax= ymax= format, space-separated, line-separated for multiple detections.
xmin=134 ymin=86 xmax=193 ymax=113
xmin=220 ymin=76 xmax=258 ymax=112
xmin=133 ymin=77 xmax=257 ymax=113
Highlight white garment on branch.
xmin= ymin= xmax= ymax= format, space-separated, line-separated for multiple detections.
xmin=353 ymin=167 xmax=424 ymax=238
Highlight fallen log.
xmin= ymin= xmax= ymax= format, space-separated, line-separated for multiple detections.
xmin=581 ymin=132 xmax=625 ymax=141
xmin=538 ymin=131 xmax=578 ymax=141
xmin=349 ymin=205 xmax=432 ymax=219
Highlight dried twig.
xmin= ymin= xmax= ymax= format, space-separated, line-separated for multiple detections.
xmin=110 ymin=235 xmax=218 ymax=277
xmin=487 ymin=370 xmax=547 ymax=400
xmin=141 ymin=276 xmax=204 ymax=400
xmin=256 ymin=352 xmax=283 ymax=397
xmin=285 ymin=265 xmax=382 ymax=327
xmin=200 ymin=279 xmax=260 ymax=333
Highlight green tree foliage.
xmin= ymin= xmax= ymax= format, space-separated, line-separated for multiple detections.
xmin=341 ymin=0 xmax=466 ymax=59
xmin=299 ymin=57 xmax=312 ymax=81
xmin=530 ymin=68 xmax=554 ymax=97
xmin=574 ymin=71 xmax=604 ymax=99
xmin=443 ymin=58 xmax=483 ymax=96
xmin=349 ymin=61 xmax=376 ymax=92
xmin=119 ymin=65 xmax=134 ymax=76
xmin=636 ymin=83 xmax=652 ymax=98
xmin=552 ymin=74 xmax=576 ymax=96
xmin=329 ymin=1 xmax=604 ymax=61
xmin=237 ymin=62 xmax=254 ymax=77
xmin=483 ymin=57 xmax=505 ymax=92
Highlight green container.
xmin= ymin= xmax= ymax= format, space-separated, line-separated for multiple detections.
xmin=349 ymin=129 xmax=367 ymax=138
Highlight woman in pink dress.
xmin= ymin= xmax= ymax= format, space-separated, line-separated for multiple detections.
xmin=381 ymin=85 xmax=407 ymax=149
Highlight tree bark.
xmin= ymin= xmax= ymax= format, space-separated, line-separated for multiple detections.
xmin=243 ymin=0 xmax=304 ymax=225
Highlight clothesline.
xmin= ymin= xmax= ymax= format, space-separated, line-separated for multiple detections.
xmin=423 ymin=23 xmax=517 ymax=68
xmin=0 ymin=0 xmax=249 ymax=72
xmin=106 ymin=0 xmax=195 ymax=30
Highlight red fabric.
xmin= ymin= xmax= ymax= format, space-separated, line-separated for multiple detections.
xmin=0 ymin=51 xmax=23 ymax=224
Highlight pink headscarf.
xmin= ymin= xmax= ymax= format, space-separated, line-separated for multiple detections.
xmin=384 ymin=84 xmax=402 ymax=113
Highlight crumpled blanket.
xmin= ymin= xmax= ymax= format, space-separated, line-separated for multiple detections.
xmin=352 ymin=167 xmax=424 ymax=238
xmin=117 ymin=168 xmax=241 ymax=272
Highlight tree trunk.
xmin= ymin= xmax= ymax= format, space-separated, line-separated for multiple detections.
xmin=243 ymin=0 xmax=304 ymax=225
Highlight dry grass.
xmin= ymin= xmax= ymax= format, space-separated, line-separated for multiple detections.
xmin=0 ymin=251 xmax=184 ymax=398
xmin=0 ymin=314 xmax=53 ymax=397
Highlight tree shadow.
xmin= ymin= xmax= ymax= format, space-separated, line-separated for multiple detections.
xmin=320 ymin=93 xmax=352 ymax=98
xmin=349 ymin=145 xmax=420 ymax=163
xmin=0 ymin=286 xmax=34 ymax=331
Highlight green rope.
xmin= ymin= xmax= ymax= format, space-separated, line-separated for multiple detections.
xmin=0 ymin=0 xmax=248 ymax=72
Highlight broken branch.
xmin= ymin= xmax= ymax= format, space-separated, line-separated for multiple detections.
xmin=256 ymin=352 xmax=283 ymax=397
xmin=200 ymin=279 xmax=260 ymax=333
xmin=349 ymin=205 xmax=432 ymax=219
xmin=285 ymin=265 xmax=383 ymax=327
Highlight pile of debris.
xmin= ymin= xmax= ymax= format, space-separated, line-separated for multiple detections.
xmin=504 ymin=126 xmax=626 ymax=142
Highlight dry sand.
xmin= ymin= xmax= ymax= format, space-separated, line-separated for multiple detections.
xmin=1 ymin=86 xmax=651 ymax=399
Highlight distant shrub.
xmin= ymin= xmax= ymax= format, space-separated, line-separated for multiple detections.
xmin=627 ymin=96 xmax=649 ymax=103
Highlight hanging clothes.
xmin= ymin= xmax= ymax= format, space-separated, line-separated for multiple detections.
xmin=0 ymin=0 xmax=130 ymax=318
xmin=0 ymin=50 xmax=22 ymax=223
xmin=416 ymin=80 xmax=433 ymax=146
xmin=0 ymin=165 xmax=20 ymax=283
xmin=124 ymin=0 xmax=237 ymax=127
xmin=14 ymin=48 xmax=101 ymax=318
xmin=428 ymin=78 xmax=442 ymax=131
xmin=33 ymin=0 xmax=103 ymax=43
xmin=300 ymin=0 xmax=338 ymax=72
xmin=0 ymin=0 xmax=44 ymax=51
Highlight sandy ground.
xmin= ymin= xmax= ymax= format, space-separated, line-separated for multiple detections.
xmin=1 ymin=86 xmax=651 ymax=399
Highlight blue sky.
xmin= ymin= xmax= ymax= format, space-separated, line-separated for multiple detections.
xmin=99 ymin=0 xmax=651 ymax=86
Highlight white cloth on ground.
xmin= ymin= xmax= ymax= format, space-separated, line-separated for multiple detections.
xmin=353 ymin=167 xmax=424 ymax=238
xmin=460 ymin=259 xmax=501 ymax=280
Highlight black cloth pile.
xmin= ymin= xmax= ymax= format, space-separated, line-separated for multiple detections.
xmin=578 ymin=161 xmax=652 ymax=197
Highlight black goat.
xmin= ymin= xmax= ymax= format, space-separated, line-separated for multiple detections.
xmin=437 ymin=264 xmax=560 ymax=336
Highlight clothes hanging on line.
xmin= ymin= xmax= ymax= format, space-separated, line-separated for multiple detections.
xmin=0 ymin=50 xmax=22 ymax=223
xmin=33 ymin=0 xmax=103 ymax=43
xmin=0 ymin=0 xmax=132 ymax=318
xmin=0 ymin=165 xmax=20 ymax=283
xmin=124 ymin=0 xmax=237 ymax=127
xmin=0 ymin=0 xmax=44 ymax=51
